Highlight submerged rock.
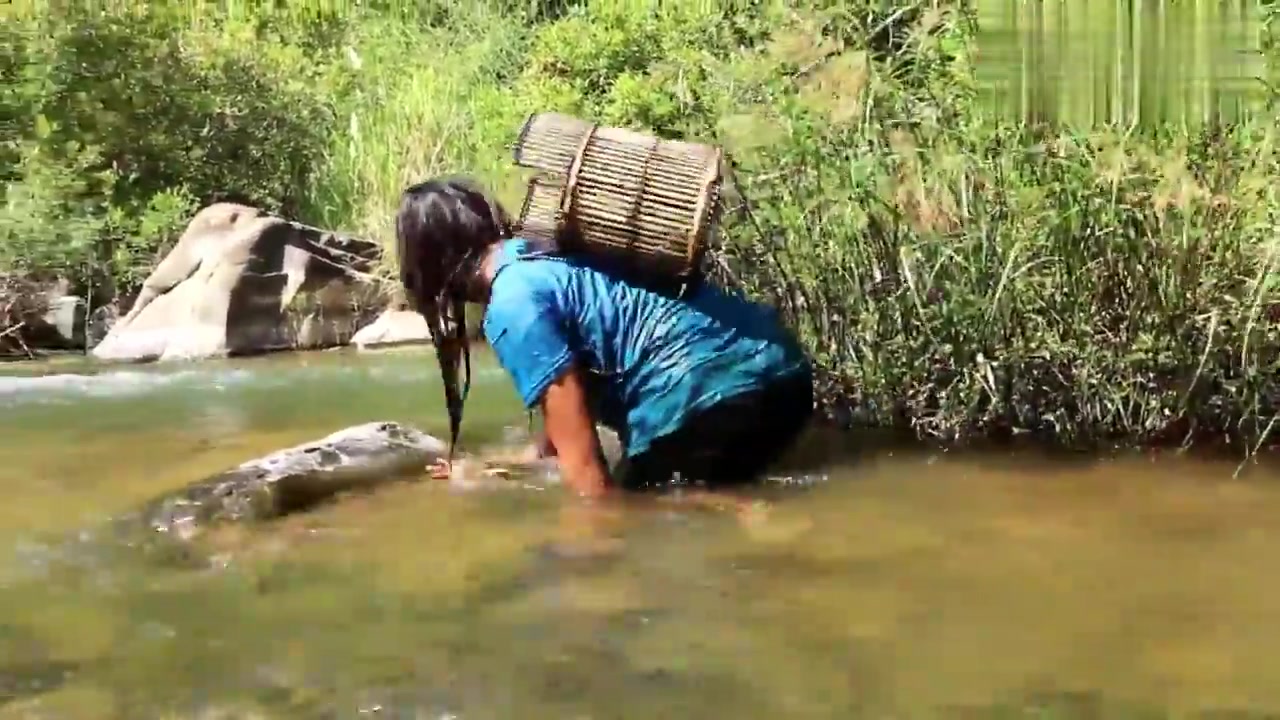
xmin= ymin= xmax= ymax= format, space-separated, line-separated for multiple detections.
xmin=0 ymin=625 xmax=83 ymax=707
xmin=129 ymin=421 xmax=447 ymax=541
xmin=0 ymin=659 xmax=81 ymax=707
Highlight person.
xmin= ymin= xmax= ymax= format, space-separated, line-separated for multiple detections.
xmin=395 ymin=175 xmax=813 ymax=499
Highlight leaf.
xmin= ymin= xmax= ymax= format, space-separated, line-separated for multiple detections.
xmin=34 ymin=113 xmax=52 ymax=140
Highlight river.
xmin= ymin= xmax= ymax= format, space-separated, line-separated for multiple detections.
xmin=2 ymin=348 xmax=1279 ymax=718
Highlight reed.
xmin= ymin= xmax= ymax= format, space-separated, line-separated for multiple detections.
xmin=717 ymin=2 xmax=1279 ymax=458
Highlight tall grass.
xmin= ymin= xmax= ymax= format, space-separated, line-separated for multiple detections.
xmin=300 ymin=8 xmax=536 ymax=248
xmin=715 ymin=2 xmax=1280 ymax=455
xmin=731 ymin=120 xmax=1280 ymax=453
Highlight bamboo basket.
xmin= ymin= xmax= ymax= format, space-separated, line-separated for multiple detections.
xmin=512 ymin=112 xmax=594 ymax=175
xmin=514 ymin=174 xmax=565 ymax=244
xmin=511 ymin=112 xmax=725 ymax=295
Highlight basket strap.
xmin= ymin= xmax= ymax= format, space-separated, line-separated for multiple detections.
xmin=687 ymin=147 xmax=726 ymax=268
xmin=624 ymin=136 xmax=662 ymax=272
xmin=559 ymin=123 xmax=600 ymax=235
xmin=511 ymin=112 xmax=537 ymax=166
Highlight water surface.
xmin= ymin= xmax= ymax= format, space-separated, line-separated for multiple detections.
xmin=2 ymin=349 xmax=1279 ymax=719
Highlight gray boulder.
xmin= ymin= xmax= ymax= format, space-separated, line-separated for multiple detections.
xmin=92 ymin=203 xmax=384 ymax=363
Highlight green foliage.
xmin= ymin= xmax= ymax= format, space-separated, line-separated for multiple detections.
xmin=514 ymin=3 xmax=777 ymax=138
xmin=3 ymin=0 xmax=1277 ymax=455
xmin=1 ymin=4 xmax=335 ymax=290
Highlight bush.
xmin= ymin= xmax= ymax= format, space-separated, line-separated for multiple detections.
xmin=1 ymin=4 xmax=337 ymax=300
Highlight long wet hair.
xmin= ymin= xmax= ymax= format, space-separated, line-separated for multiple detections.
xmin=395 ymin=177 xmax=513 ymax=459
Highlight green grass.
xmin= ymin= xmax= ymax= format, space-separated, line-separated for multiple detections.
xmin=298 ymin=7 xmax=537 ymax=248
xmin=3 ymin=0 xmax=1278 ymax=457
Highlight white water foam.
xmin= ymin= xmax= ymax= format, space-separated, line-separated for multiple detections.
xmin=0 ymin=368 xmax=256 ymax=405
xmin=0 ymin=362 xmax=508 ymax=407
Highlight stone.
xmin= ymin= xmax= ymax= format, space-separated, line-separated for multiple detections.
xmin=91 ymin=203 xmax=383 ymax=363
xmin=49 ymin=295 xmax=84 ymax=343
xmin=86 ymin=303 xmax=117 ymax=349
xmin=132 ymin=421 xmax=448 ymax=541
xmin=7 ymin=424 xmax=454 ymax=576
xmin=350 ymin=308 xmax=432 ymax=350
xmin=33 ymin=295 xmax=84 ymax=349
xmin=2 ymin=278 xmax=84 ymax=352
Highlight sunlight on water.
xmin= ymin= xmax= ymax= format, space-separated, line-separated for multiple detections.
xmin=976 ymin=0 xmax=1266 ymax=127
xmin=2 ymin=349 xmax=1280 ymax=718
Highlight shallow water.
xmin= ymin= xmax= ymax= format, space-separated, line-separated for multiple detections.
xmin=2 ymin=348 xmax=1280 ymax=719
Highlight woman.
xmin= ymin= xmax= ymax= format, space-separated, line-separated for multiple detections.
xmin=396 ymin=176 xmax=813 ymax=498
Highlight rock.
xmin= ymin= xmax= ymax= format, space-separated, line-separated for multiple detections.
xmin=25 ymin=422 xmax=622 ymax=578
xmin=132 ymin=421 xmax=447 ymax=541
xmin=597 ymin=425 xmax=624 ymax=469
xmin=86 ymin=303 xmax=117 ymax=349
xmin=4 ymin=423 xmax=450 ymax=578
xmin=91 ymin=203 xmax=384 ymax=363
xmin=3 ymin=278 xmax=83 ymax=352
xmin=39 ymin=295 xmax=85 ymax=348
xmin=350 ymin=308 xmax=432 ymax=350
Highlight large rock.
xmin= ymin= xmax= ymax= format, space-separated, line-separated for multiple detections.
xmin=133 ymin=421 xmax=448 ymax=541
xmin=91 ymin=203 xmax=384 ymax=363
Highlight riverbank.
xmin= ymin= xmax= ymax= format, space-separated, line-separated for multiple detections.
xmin=4 ymin=2 xmax=1278 ymax=455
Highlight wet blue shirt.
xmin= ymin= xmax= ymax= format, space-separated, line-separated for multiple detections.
xmin=482 ymin=239 xmax=810 ymax=458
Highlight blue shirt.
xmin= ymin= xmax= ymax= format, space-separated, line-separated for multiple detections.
xmin=482 ymin=239 xmax=810 ymax=457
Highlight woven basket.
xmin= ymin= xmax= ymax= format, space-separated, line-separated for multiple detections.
xmin=511 ymin=112 xmax=725 ymax=294
xmin=514 ymin=174 xmax=566 ymax=244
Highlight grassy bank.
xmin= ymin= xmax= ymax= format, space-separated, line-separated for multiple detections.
xmin=3 ymin=1 xmax=1278 ymax=455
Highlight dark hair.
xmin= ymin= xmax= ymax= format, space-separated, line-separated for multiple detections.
xmin=395 ymin=176 xmax=512 ymax=458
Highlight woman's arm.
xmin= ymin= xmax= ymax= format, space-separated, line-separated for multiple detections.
xmin=540 ymin=364 xmax=612 ymax=498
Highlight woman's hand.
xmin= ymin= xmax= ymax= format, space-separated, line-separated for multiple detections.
xmin=540 ymin=364 xmax=612 ymax=498
xmin=428 ymin=458 xmax=452 ymax=480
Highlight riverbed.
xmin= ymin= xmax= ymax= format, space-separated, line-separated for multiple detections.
xmin=2 ymin=349 xmax=1279 ymax=718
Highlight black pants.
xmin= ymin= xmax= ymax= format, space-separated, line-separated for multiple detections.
xmin=620 ymin=368 xmax=814 ymax=491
